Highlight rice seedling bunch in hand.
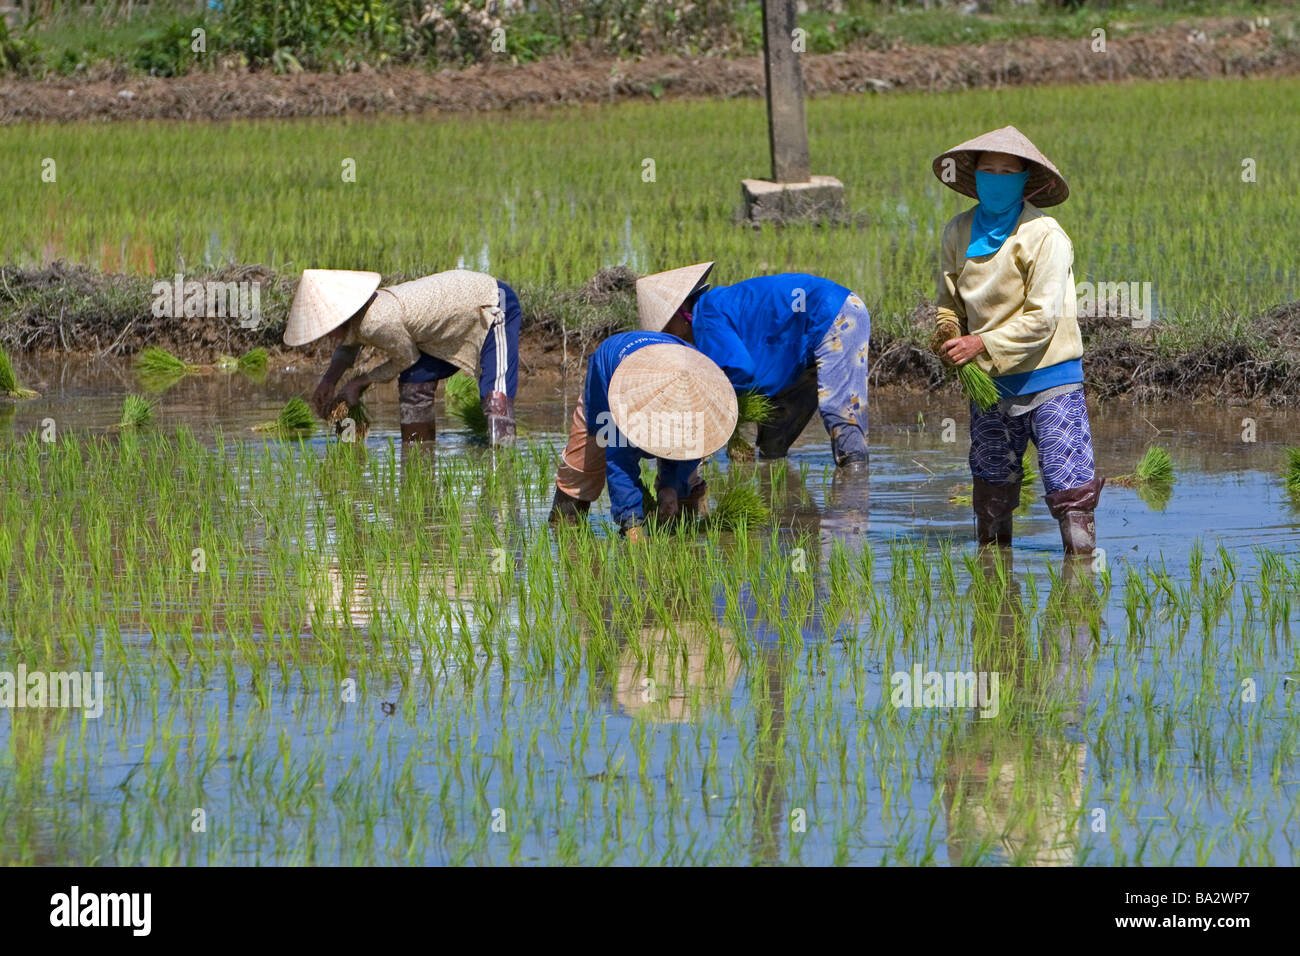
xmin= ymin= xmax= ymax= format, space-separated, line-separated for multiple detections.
xmin=0 ymin=346 xmax=38 ymax=399
xmin=727 ymin=391 xmax=775 ymax=459
xmin=329 ymin=398 xmax=370 ymax=441
xmin=253 ymin=397 xmax=316 ymax=438
xmin=445 ymin=372 xmax=488 ymax=440
xmin=957 ymin=363 xmax=999 ymax=412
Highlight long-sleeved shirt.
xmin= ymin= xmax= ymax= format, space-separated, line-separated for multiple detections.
xmin=690 ymin=274 xmax=853 ymax=396
xmin=585 ymin=331 xmax=702 ymax=527
xmin=332 ymin=270 xmax=501 ymax=383
xmin=936 ymin=203 xmax=1083 ymax=380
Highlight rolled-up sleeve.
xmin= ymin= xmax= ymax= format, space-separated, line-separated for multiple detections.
xmin=361 ymin=320 xmax=421 ymax=384
xmin=978 ymin=228 xmax=1073 ymax=375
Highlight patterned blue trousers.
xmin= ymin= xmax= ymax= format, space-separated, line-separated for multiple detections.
xmin=969 ymin=388 xmax=1096 ymax=494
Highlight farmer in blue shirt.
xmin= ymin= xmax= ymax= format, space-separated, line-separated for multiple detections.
xmin=549 ymin=330 xmax=738 ymax=541
xmin=635 ymin=263 xmax=871 ymax=469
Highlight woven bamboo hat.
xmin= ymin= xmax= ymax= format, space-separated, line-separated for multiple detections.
xmin=284 ymin=269 xmax=383 ymax=346
xmin=932 ymin=126 xmax=1069 ymax=207
xmin=607 ymin=343 xmax=737 ymax=460
xmin=636 ymin=262 xmax=714 ymax=332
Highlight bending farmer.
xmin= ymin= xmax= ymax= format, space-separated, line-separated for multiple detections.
xmin=636 ymin=263 xmax=870 ymax=469
xmin=549 ymin=330 xmax=738 ymax=542
xmin=929 ymin=126 xmax=1103 ymax=555
xmin=284 ymin=268 xmax=520 ymax=446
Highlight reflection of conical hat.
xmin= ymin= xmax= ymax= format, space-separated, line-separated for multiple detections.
xmin=613 ymin=624 xmax=740 ymax=723
xmin=932 ymin=126 xmax=1069 ymax=207
xmin=284 ymin=269 xmax=382 ymax=346
xmin=635 ymin=262 xmax=714 ymax=332
xmin=607 ymin=343 xmax=738 ymax=460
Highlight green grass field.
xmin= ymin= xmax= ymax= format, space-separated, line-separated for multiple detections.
xmin=4 ymin=75 xmax=1298 ymax=346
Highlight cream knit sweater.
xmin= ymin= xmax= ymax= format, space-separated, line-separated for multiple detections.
xmin=343 ymin=270 xmax=501 ymax=383
xmin=936 ymin=203 xmax=1082 ymax=378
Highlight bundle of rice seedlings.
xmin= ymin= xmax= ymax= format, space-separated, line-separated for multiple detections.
xmin=956 ymin=362 xmax=999 ymax=412
xmin=1112 ymin=445 xmax=1175 ymax=509
xmin=216 ymin=348 xmax=269 ymax=376
xmin=0 ymin=346 xmax=38 ymax=399
xmin=445 ymin=372 xmax=488 ymax=439
xmin=1283 ymin=448 xmax=1300 ymax=499
xmin=1017 ymin=450 xmax=1038 ymax=512
xmin=117 ymin=394 xmax=154 ymax=429
xmin=136 ymin=346 xmax=198 ymax=377
xmin=727 ymin=391 xmax=775 ymax=459
xmin=708 ymin=480 xmax=771 ymax=531
xmin=328 ymin=399 xmax=370 ymax=441
xmin=253 ymin=397 xmax=316 ymax=438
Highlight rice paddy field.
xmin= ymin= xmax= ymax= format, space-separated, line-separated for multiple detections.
xmin=1 ymin=366 xmax=1299 ymax=866
xmin=4 ymin=75 xmax=1299 ymax=343
xmin=2 ymin=72 xmax=1300 ymax=869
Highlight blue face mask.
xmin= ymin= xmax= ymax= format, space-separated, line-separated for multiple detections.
xmin=967 ymin=169 xmax=1029 ymax=257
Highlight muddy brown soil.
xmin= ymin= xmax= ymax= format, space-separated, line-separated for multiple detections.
xmin=4 ymin=262 xmax=1300 ymax=407
xmin=0 ymin=20 xmax=1291 ymax=124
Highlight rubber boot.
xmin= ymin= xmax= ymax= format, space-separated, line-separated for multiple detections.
xmin=972 ymin=476 xmax=1020 ymax=548
xmin=1044 ymin=477 xmax=1104 ymax=556
xmin=548 ymin=486 xmax=590 ymax=524
xmin=482 ymin=391 xmax=516 ymax=447
xmin=400 ymin=421 xmax=436 ymax=444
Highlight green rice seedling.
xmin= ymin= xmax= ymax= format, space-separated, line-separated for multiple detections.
xmin=117 ymin=394 xmax=154 ymax=429
xmin=1283 ymin=448 xmax=1300 ymax=500
xmin=216 ymin=348 xmax=269 ymax=377
xmin=727 ymin=391 xmax=775 ymax=459
xmin=253 ymin=397 xmax=316 ymax=438
xmin=0 ymin=346 xmax=38 ymax=399
xmin=956 ymin=362 xmax=999 ymax=412
xmin=709 ymin=480 xmax=770 ymax=531
xmin=1113 ymin=446 xmax=1175 ymax=508
xmin=136 ymin=346 xmax=199 ymax=377
xmin=445 ymin=372 xmax=488 ymax=439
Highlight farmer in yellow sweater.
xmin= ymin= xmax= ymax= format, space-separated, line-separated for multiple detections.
xmin=283 ymin=268 xmax=519 ymax=446
xmin=930 ymin=127 xmax=1103 ymax=555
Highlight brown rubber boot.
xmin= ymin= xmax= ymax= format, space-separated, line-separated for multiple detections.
xmin=549 ymin=486 xmax=590 ymax=524
xmin=1044 ymin=477 xmax=1105 ymax=556
xmin=482 ymin=391 xmax=516 ymax=447
xmin=972 ymin=476 xmax=1020 ymax=547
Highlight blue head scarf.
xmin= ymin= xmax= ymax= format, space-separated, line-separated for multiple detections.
xmin=966 ymin=169 xmax=1029 ymax=258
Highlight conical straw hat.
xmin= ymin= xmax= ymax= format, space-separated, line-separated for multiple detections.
xmin=607 ymin=343 xmax=737 ymax=460
xmin=284 ymin=269 xmax=383 ymax=346
xmin=636 ymin=262 xmax=714 ymax=332
xmin=932 ymin=126 xmax=1069 ymax=207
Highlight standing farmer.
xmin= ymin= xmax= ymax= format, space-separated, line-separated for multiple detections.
xmin=638 ymin=263 xmax=871 ymax=469
xmin=549 ymin=330 xmax=737 ymax=542
xmin=284 ymin=268 xmax=520 ymax=446
xmin=930 ymin=126 xmax=1103 ymax=555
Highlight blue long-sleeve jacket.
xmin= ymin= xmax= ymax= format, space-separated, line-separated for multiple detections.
xmin=690 ymin=274 xmax=852 ymax=395
xmin=585 ymin=331 xmax=701 ymax=527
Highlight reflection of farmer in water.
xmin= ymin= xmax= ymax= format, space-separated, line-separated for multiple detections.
xmin=929 ymin=127 xmax=1103 ymax=556
xmin=942 ymin=554 xmax=1098 ymax=865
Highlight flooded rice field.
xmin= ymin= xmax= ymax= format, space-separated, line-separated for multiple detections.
xmin=2 ymin=358 xmax=1298 ymax=865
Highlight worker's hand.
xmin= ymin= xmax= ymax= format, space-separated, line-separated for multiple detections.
xmin=312 ymin=375 xmax=339 ymax=418
xmin=940 ymin=334 xmax=986 ymax=367
xmin=337 ymin=378 xmax=369 ymax=409
xmin=625 ymin=525 xmax=645 ymax=544
xmin=656 ymin=487 xmax=680 ymax=523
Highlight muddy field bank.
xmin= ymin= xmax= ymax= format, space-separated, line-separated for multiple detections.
xmin=3 ymin=262 xmax=1299 ymax=407
xmin=0 ymin=20 xmax=1293 ymax=124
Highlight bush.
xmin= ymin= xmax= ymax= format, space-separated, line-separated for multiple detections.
xmin=0 ymin=16 xmax=40 ymax=75
xmin=133 ymin=16 xmax=210 ymax=77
